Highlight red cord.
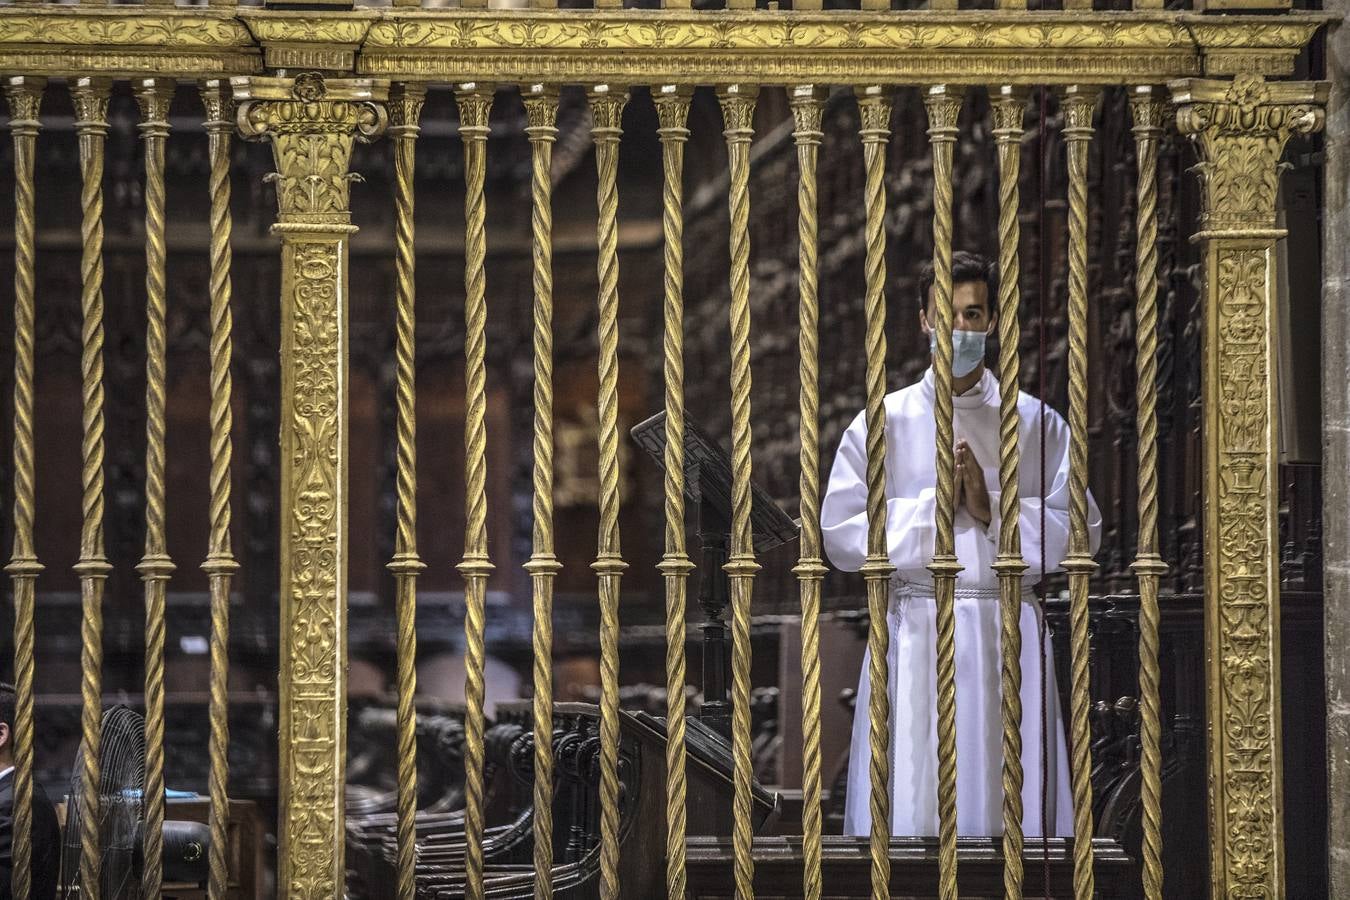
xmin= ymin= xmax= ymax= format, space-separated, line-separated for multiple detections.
xmin=1037 ymin=84 xmax=1053 ymax=900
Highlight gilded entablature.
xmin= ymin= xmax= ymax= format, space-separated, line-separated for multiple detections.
xmin=0 ymin=8 xmax=1326 ymax=83
xmin=1173 ymin=75 xmax=1327 ymax=231
xmin=233 ymin=73 xmax=389 ymax=226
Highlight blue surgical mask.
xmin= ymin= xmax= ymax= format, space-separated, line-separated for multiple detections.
xmin=928 ymin=328 xmax=987 ymax=378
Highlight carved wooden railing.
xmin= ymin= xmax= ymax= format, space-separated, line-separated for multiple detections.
xmin=0 ymin=1 xmax=1328 ymax=898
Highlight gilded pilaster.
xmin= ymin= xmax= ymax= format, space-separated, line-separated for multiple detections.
xmin=1171 ymin=73 xmax=1326 ymax=900
xmin=233 ymin=72 xmax=388 ymax=900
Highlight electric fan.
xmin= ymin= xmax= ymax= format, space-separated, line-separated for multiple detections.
xmin=59 ymin=705 xmax=146 ymax=899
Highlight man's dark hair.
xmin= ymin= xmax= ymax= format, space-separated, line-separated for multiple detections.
xmin=0 ymin=682 xmax=14 ymax=737
xmin=917 ymin=250 xmax=998 ymax=320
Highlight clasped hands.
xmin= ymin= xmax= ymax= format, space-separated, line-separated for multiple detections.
xmin=955 ymin=439 xmax=992 ymax=528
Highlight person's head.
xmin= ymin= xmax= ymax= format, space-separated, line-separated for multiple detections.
xmin=918 ymin=250 xmax=998 ymax=338
xmin=0 ymin=683 xmax=15 ymax=767
xmin=917 ymin=251 xmax=998 ymax=380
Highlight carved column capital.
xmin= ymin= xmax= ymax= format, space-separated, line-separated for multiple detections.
xmin=232 ymin=72 xmax=388 ymax=230
xmin=387 ymin=82 xmax=426 ymax=138
xmin=199 ymin=79 xmax=235 ymax=136
xmin=923 ymin=83 xmax=964 ymax=142
xmin=788 ymin=84 xmax=827 ymax=142
xmin=522 ymin=83 xmax=560 ymax=137
xmin=1171 ymin=75 xmax=1327 ymax=232
xmin=133 ymin=77 xmax=175 ymax=139
xmin=587 ymin=83 xmax=628 ymax=139
xmin=855 ymin=85 xmax=893 ymax=143
xmin=653 ymin=84 xmax=693 ymax=136
xmin=990 ymin=85 xmax=1029 ymax=140
xmin=1129 ymin=84 xmax=1170 ymax=137
xmin=3 ymin=76 xmax=46 ymax=135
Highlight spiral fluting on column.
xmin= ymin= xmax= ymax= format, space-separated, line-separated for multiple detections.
xmin=4 ymin=75 xmax=45 ymax=900
xmin=654 ymin=83 xmax=695 ymax=900
xmin=198 ymin=79 xmax=241 ymax=900
xmin=1061 ymin=84 xmax=1102 ymax=900
xmin=455 ymin=83 xmax=497 ymax=900
xmin=790 ymin=83 xmax=828 ymax=900
xmin=1130 ymin=86 xmax=1169 ymax=900
xmin=388 ymin=82 xmax=428 ymax=900
xmin=135 ymin=77 xmax=176 ymax=900
xmin=522 ymin=83 xmax=562 ymax=900
xmin=856 ymin=84 xmax=898 ymax=900
xmin=924 ymin=83 xmax=965 ymax=900
xmin=718 ymin=83 xmax=761 ymax=900
xmin=71 ymin=75 xmax=114 ymax=900
xmin=991 ymin=84 xmax=1031 ymax=900
xmin=587 ymin=84 xmax=629 ymax=900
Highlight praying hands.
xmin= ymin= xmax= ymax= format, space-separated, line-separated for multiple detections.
xmin=955 ymin=439 xmax=992 ymax=528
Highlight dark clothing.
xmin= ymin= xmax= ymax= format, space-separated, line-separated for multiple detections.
xmin=0 ymin=769 xmax=62 ymax=900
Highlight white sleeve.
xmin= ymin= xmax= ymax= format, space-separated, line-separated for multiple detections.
xmin=983 ymin=408 xmax=1103 ymax=576
xmin=821 ymin=412 xmax=938 ymax=573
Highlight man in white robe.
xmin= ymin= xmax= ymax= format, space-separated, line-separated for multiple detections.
xmin=821 ymin=251 xmax=1102 ymax=838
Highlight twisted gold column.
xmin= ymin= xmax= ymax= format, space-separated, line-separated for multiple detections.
xmin=1060 ymin=84 xmax=1101 ymax=900
xmin=718 ymin=83 xmax=760 ymax=900
xmin=1129 ymin=85 xmax=1168 ymax=900
xmin=924 ymin=83 xmax=964 ymax=900
xmin=653 ymin=83 xmax=694 ymax=900
xmin=71 ymin=76 xmax=114 ymax=900
xmin=389 ymin=82 xmax=428 ymax=900
xmin=135 ymin=77 xmax=176 ymax=900
xmin=3 ymin=74 xmax=44 ymax=900
xmin=990 ymin=84 xmax=1030 ymax=900
xmin=522 ymin=82 xmax=562 ymax=900
xmin=199 ymin=78 xmax=240 ymax=900
xmin=790 ymin=83 xmax=827 ymax=900
xmin=588 ymin=84 xmax=629 ymax=900
xmin=455 ymin=82 xmax=496 ymax=900
xmin=855 ymin=84 xmax=896 ymax=900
